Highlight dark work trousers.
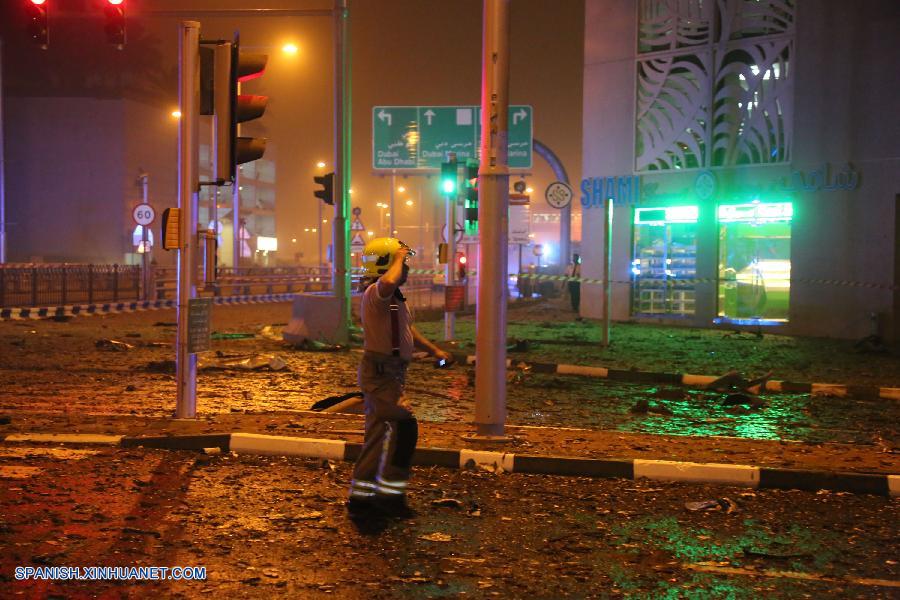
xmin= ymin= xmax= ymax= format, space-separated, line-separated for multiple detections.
xmin=568 ymin=281 xmax=581 ymax=313
xmin=348 ymin=352 xmax=419 ymax=503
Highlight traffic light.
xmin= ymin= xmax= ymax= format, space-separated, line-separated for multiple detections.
xmin=212 ymin=35 xmax=268 ymax=184
xmin=103 ymin=0 xmax=126 ymax=48
xmin=161 ymin=208 xmax=182 ymax=251
xmin=457 ymin=253 xmax=467 ymax=281
xmin=26 ymin=0 xmax=49 ymax=48
xmin=440 ymin=158 xmax=457 ymax=196
xmin=464 ymin=160 xmax=479 ymax=236
xmin=314 ymin=172 xmax=335 ymax=205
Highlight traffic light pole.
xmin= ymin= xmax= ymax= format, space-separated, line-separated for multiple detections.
xmin=474 ymin=0 xmax=510 ymax=439
xmin=175 ymin=21 xmax=201 ymax=419
xmin=0 ymin=38 xmax=6 ymax=264
xmin=332 ymin=0 xmax=351 ymax=343
xmin=444 ymin=154 xmax=457 ymax=341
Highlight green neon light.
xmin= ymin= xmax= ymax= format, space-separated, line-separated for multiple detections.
xmin=718 ymin=201 xmax=793 ymax=223
xmin=634 ymin=205 xmax=698 ymax=225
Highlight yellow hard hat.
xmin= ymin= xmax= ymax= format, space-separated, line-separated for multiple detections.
xmin=361 ymin=237 xmax=415 ymax=277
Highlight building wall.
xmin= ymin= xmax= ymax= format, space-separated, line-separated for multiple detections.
xmin=4 ymin=97 xmax=178 ymax=265
xmin=581 ymin=0 xmax=900 ymax=340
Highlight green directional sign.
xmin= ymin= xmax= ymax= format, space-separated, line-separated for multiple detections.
xmin=373 ymin=106 xmax=418 ymax=169
xmin=372 ymin=105 xmax=532 ymax=170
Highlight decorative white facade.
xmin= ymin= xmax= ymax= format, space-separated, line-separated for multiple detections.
xmin=636 ymin=0 xmax=795 ymax=171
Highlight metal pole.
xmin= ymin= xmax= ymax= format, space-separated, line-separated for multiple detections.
xmin=332 ymin=0 xmax=351 ymax=343
xmin=232 ymin=86 xmax=241 ymax=273
xmin=444 ymin=153 xmax=457 ymax=341
xmin=390 ymin=170 xmax=396 ymax=236
xmin=602 ymin=198 xmax=612 ymax=346
xmin=474 ymin=0 xmax=510 ymax=439
xmin=0 ymin=38 xmax=6 ymax=264
xmin=175 ymin=21 xmax=201 ymax=419
xmin=139 ymin=173 xmax=150 ymax=300
xmin=561 ymin=203 xmax=571 ymax=272
xmin=317 ymin=191 xmax=322 ymax=269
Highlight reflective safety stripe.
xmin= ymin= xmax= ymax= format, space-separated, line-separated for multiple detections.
xmin=376 ymin=475 xmax=408 ymax=489
xmin=350 ymin=489 xmax=376 ymax=498
xmin=378 ymin=422 xmax=394 ymax=477
xmin=351 ymin=479 xmax=378 ymax=490
xmin=375 ymin=484 xmax=404 ymax=496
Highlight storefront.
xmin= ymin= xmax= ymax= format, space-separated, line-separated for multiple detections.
xmin=580 ymin=0 xmax=900 ymax=340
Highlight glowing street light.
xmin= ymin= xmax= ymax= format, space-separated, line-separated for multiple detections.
xmin=397 ymin=186 xmax=406 ymax=193
xmin=405 ymin=199 xmax=414 ymax=207
xmin=282 ymin=42 xmax=299 ymax=55
xmin=316 ymin=161 xmax=326 ymax=169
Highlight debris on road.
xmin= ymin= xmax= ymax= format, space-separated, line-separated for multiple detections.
xmin=198 ymin=353 xmax=288 ymax=371
xmin=95 ymin=338 xmax=134 ymax=351
xmin=684 ymin=497 xmax=739 ymax=513
xmin=420 ymin=532 xmax=453 ymax=542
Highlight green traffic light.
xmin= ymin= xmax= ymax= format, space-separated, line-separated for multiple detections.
xmin=442 ymin=179 xmax=456 ymax=195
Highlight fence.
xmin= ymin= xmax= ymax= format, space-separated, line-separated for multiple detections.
xmin=0 ymin=264 xmax=141 ymax=308
xmin=0 ymin=263 xmax=524 ymax=313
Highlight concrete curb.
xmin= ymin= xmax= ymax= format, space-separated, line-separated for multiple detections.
xmin=0 ymin=294 xmax=297 ymax=321
xmin=455 ymin=354 xmax=900 ymax=401
xmin=7 ymin=431 xmax=891 ymax=497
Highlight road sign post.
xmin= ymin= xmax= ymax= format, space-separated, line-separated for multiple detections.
xmin=176 ymin=21 xmax=201 ymax=420
xmin=135 ymin=175 xmax=153 ymax=301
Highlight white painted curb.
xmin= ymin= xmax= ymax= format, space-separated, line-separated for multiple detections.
xmin=230 ymin=433 xmax=346 ymax=460
xmin=557 ymin=364 xmax=608 ymax=377
xmin=4 ymin=433 xmax=123 ymax=445
xmin=888 ymin=475 xmax=900 ymax=498
xmin=634 ymin=459 xmax=761 ymax=487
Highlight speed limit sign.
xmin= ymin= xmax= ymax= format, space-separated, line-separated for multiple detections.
xmin=132 ymin=204 xmax=156 ymax=226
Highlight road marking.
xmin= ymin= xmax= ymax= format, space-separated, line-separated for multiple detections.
xmin=684 ymin=563 xmax=900 ymax=588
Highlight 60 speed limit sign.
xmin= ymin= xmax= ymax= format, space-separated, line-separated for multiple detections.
xmin=132 ymin=204 xmax=156 ymax=226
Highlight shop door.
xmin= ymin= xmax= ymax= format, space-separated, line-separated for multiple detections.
xmin=717 ymin=202 xmax=792 ymax=324
xmin=632 ymin=206 xmax=698 ymax=317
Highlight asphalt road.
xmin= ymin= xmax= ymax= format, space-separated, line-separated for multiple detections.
xmin=1 ymin=444 xmax=898 ymax=598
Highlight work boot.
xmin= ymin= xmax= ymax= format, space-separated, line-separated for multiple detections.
xmin=376 ymin=496 xmax=417 ymax=519
xmin=346 ymin=498 xmax=381 ymax=519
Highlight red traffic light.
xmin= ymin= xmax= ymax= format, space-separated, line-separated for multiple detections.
xmin=104 ymin=0 xmax=126 ymax=47
xmin=458 ymin=255 xmax=467 ymax=265
xmin=26 ymin=0 xmax=49 ymax=48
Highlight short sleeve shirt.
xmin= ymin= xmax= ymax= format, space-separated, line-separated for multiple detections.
xmin=361 ymin=282 xmax=414 ymax=360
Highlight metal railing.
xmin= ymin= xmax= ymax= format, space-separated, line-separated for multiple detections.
xmin=0 ymin=263 xmax=506 ymax=312
xmin=0 ymin=264 xmax=141 ymax=308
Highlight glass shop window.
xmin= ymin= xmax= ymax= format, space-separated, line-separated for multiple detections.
xmin=717 ymin=201 xmax=792 ymax=324
xmin=631 ymin=205 xmax=699 ymax=317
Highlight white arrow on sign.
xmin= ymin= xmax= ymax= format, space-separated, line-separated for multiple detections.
xmin=423 ymin=109 xmax=435 ymax=125
xmin=513 ymin=108 xmax=528 ymax=125
xmin=378 ymin=109 xmax=392 ymax=126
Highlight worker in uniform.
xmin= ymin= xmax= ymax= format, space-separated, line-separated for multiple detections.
xmin=347 ymin=238 xmax=453 ymax=518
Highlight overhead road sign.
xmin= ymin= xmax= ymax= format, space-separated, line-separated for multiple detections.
xmin=373 ymin=105 xmax=532 ymax=170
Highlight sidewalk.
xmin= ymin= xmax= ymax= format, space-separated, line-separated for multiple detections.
xmin=3 ymin=409 xmax=897 ymax=497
